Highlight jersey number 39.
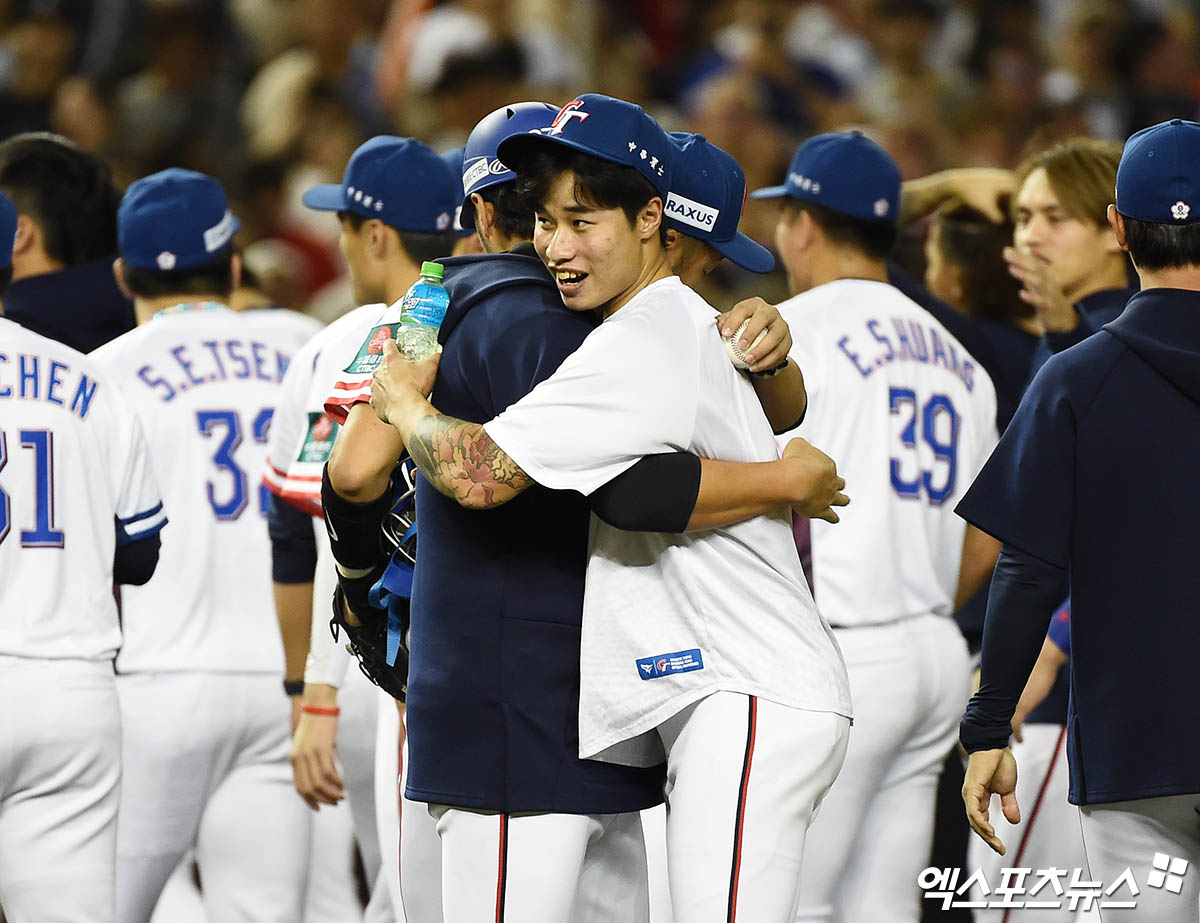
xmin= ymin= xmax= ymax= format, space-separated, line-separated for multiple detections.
xmin=888 ymin=387 xmax=959 ymax=505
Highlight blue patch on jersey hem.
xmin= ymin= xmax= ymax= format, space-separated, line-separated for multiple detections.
xmin=636 ymin=648 xmax=704 ymax=680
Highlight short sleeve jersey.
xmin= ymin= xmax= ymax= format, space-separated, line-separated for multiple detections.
xmin=0 ymin=317 xmax=166 ymax=660
xmin=778 ymin=279 xmax=998 ymax=628
xmin=90 ymin=306 xmax=312 ymax=673
xmin=264 ymin=305 xmax=382 ymax=516
xmin=485 ymin=276 xmax=852 ymax=765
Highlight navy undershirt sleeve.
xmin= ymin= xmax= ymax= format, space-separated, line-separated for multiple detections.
xmin=959 ymin=544 xmax=1067 ymax=753
xmin=113 ymin=529 xmax=160 ymax=586
xmin=267 ymin=492 xmax=318 ymax=584
xmin=589 ymin=452 xmax=701 ymax=534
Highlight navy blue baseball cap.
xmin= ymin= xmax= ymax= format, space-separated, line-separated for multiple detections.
xmin=496 ymin=93 xmax=673 ymax=198
xmin=665 ymin=132 xmax=774 ymax=273
xmin=0 ymin=190 xmax=16 ymax=269
xmin=118 ymin=168 xmax=241 ymax=272
xmin=752 ymin=131 xmax=901 ymax=224
xmin=303 ymin=136 xmax=457 ymax=233
xmin=438 ymin=147 xmax=476 ymax=237
xmin=460 ymin=101 xmax=558 ymax=229
xmin=1116 ymin=118 xmax=1200 ymax=224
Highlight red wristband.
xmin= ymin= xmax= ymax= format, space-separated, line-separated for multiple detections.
xmin=300 ymin=704 xmax=341 ymax=717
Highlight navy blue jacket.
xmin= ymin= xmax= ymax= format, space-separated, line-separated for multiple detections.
xmin=958 ymin=287 xmax=1200 ymax=805
xmin=1026 ymin=287 xmax=1135 ymax=383
xmin=404 ymin=250 xmax=665 ymax=814
xmin=3 ymin=259 xmax=135 ymax=354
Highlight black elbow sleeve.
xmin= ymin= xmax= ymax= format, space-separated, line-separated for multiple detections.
xmin=589 ymin=452 xmax=701 ymax=533
xmin=113 ymin=532 xmax=161 ymax=586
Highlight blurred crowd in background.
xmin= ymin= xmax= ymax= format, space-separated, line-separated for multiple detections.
xmin=2 ymin=0 xmax=1195 ymax=315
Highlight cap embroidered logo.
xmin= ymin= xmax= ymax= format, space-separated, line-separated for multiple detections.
xmin=546 ymin=99 xmax=589 ymax=136
xmin=1173 ymin=201 xmax=1191 ymax=220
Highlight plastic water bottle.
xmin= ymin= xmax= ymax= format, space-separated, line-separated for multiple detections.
xmin=395 ymin=261 xmax=449 ymax=360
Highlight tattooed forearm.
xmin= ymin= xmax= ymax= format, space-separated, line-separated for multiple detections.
xmin=405 ymin=411 xmax=533 ymax=509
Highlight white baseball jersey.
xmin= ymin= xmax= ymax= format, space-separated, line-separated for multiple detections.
xmin=90 ymin=305 xmax=314 ymax=673
xmin=777 ymin=279 xmax=998 ymax=628
xmin=484 ymin=276 xmax=852 ymax=765
xmin=0 ymin=318 xmax=166 ymax=660
xmin=264 ymin=303 xmax=383 ymax=514
xmin=321 ymin=301 xmax=398 ymax=424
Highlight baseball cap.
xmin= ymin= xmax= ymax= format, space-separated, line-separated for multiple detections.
xmin=496 ymin=93 xmax=673 ymax=198
xmin=302 ymin=136 xmax=458 ymax=233
xmin=460 ymin=101 xmax=559 ymax=229
xmin=0 ymin=190 xmax=16 ymax=269
xmin=751 ymin=131 xmax=901 ymax=224
xmin=1116 ymin=118 xmax=1200 ymax=224
xmin=118 ymin=168 xmax=241 ymax=272
xmin=438 ymin=147 xmax=476 ymax=237
xmin=665 ymin=132 xmax=774 ymax=273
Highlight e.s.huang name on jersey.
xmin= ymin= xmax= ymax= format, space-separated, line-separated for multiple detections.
xmin=0 ymin=351 xmax=99 ymax=419
xmin=835 ymin=316 xmax=978 ymax=392
xmin=136 ymin=338 xmax=292 ymax=402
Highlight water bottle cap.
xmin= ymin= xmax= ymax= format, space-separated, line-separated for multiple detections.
xmin=420 ymin=261 xmax=444 ymax=281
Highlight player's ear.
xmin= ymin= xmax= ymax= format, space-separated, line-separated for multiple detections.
xmin=663 ymin=227 xmax=682 ymax=252
xmin=638 ymin=197 xmax=663 ymax=242
xmin=472 ymin=194 xmax=495 ymax=238
xmin=1107 ymin=205 xmax=1129 ymax=253
xmin=12 ymin=213 xmax=38 ymax=259
xmin=112 ymin=257 xmax=133 ymax=299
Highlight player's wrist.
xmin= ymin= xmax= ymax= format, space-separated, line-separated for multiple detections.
xmin=303 ymin=682 xmax=339 ymax=707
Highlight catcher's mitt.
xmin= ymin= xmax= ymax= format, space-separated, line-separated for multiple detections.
xmin=331 ymin=582 xmax=409 ymax=701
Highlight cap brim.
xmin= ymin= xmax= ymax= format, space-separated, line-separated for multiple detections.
xmin=301 ymin=184 xmax=348 ymax=212
xmin=712 ymin=232 xmax=776 ymax=273
xmin=749 ymin=184 xmax=791 ymax=200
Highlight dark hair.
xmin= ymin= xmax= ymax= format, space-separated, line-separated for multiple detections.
xmin=1121 ymin=216 xmax=1200 ymax=271
xmin=477 ymin=181 xmax=533 ymax=241
xmin=786 ymin=198 xmax=898 ymax=260
xmin=931 ymin=200 xmax=1031 ymax=323
xmin=122 ymin=252 xmax=235 ymax=299
xmin=337 ymin=210 xmax=457 ymax=264
xmin=514 ymin=143 xmax=662 ymax=231
xmin=0 ymin=133 xmax=121 ymax=266
xmin=0 ymin=264 xmax=13 ymax=297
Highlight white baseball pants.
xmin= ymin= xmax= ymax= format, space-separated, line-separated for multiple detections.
xmin=1080 ymin=793 xmax=1200 ymax=922
xmin=794 ymin=614 xmax=970 ymax=923
xmin=660 ymin=691 xmax=849 ymax=923
xmin=0 ymin=657 xmax=121 ymax=923
xmin=429 ymin=805 xmax=650 ymax=923
xmin=114 ymin=671 xmax=312 ymax=923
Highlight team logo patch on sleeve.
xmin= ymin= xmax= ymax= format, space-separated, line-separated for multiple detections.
xmin=343 ymin=325 xmax=395 ymax=374
xmin=636 ymin=648 xmax=704 ymax=680
xmin=297 ymin=412 xmax=341 ymax=463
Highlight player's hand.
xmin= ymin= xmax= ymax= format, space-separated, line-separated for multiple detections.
xmin=718 ymin=298 xmax=792 ymax=372
xmin=371 ymin=339 xmax=440 ymax=424
xmin=780 ymin=437 xmax=848 ymax=523
xmin=962 ymin=747 xmax=1020 ymax=856
xmin=290 ymin=709 xmax=345 ymax=811
xmin=1003 ymin=246 xmax=1075 ymax=334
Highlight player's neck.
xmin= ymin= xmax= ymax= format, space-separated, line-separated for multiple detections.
xmin=10 ymin=248 xmax=65 ymax=282
xmin=804 ymin=247 xmax=888 ymax=292
xmin=133 ymin=294 xmax=228 ymax=325
xmin=1134 ymin=263 xmax=1200 ymax=292
xmin=600 ymin=248 xmax=673 ymax=319
xmin=1065 ymin=256 xmax=1130 ymax=303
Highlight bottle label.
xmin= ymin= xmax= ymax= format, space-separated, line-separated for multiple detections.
xmin=401 ymin=284 xmax=449 ymax=328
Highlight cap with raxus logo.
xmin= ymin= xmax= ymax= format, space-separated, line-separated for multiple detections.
xmin=664 ymin=131 xmax=774 ymax=273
